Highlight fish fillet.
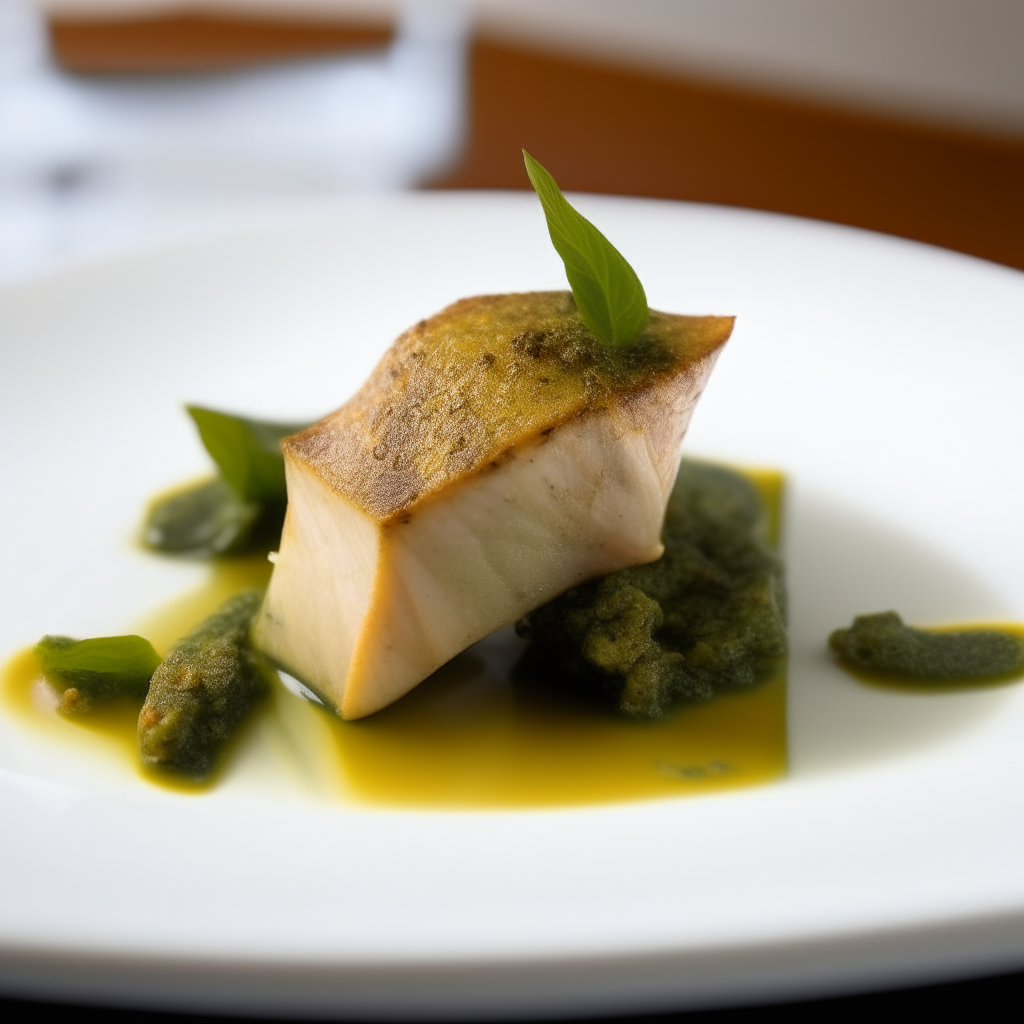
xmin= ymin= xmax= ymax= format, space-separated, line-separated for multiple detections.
xmin=254 ymin=292 xmax=732 ymax=718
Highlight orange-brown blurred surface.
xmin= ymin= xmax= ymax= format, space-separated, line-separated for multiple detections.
xmin=50 ymin=14 xmax=1024 ymax=271
xmin=438 ymin=41 xmax=1024 ymax=271
xmin=50 ymin=11 xmax=392 ymax=74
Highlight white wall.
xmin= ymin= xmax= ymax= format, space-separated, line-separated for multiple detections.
xmin=41 ymin=0 xmax=1024 ymax=138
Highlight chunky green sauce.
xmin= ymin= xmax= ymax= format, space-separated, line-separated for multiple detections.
xmin=516 ymin=460 xmax=787 ymax=719
xmin=144 ymin=477 xmax=271 ymax=558
xmin=138 ymin=590 xmax=272 ymax=779
xmin=830 ymin=611 xmax=1024 ymax=686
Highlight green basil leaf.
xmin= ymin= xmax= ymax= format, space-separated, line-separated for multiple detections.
xmin=523 ymin=150 xmax=649 ymax=349
xmin=187 ymin=406 xmax=308 ymax=503
xmin=35 ymin=634 xmax=161 ymax=711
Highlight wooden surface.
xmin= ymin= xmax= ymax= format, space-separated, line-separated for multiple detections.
xmin=438 ymin=40 xmax=1024 ymax=272
xmin=49 ymin=13 xmax=1024 ymax=271
xmin=50 ymin=11 xmax=391 ymax=74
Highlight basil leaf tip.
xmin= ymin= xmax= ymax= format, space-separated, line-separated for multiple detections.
xmin=186 ymin=406 xmax=306 ymax=504
xmin=523 ymin=149 xmax=649 ymax=349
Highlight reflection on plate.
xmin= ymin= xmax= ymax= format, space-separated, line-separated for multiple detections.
xmin=1 ymin=193 xmax=1023 ymax=1018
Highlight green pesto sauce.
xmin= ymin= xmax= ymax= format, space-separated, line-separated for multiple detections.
xmin=829 ymin=611 xmax=1024 ymax=689
xmin=138 ymin=590 xmax=273 ymax=779
xmin=516 ymin=460 xmax=787 ymax=719
xmin=143 ymin=477 xmax=285 ymax=559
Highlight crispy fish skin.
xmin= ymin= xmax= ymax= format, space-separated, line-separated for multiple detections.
xmin=255 ymin=292 xmax=733 ymax=719
xmin=139 ymin=590 xmax=271 ymax=778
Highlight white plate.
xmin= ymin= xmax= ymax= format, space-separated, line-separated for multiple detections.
xmin=1 ymin=193 xmax=1023 ymax=1019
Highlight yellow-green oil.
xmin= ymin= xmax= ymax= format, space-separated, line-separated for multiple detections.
xmin=2 ymin=468 xmax=788 ymax=808
xmin=1 ymin=556 xmax=274 ymax=793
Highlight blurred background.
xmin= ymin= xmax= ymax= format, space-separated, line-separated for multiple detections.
xmin=1 ymin=0 xmax=1022 ymax=284
xmin=1 ymin=2 xmax=1023 ymax=1016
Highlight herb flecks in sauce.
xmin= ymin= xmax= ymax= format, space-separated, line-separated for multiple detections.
xmin=829 ymin=612 xmax=1024 ymax=687
xmin=138 ymin=590 xmax=273 ymax=779
xmin=516 ymin=461 xmax=787 ymax=720
xmin=34 ymin=634 xmax=160 ymax=716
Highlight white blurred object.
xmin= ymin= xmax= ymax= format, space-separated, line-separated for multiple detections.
xmin=0 ymin=1 xmax=468 ymax=284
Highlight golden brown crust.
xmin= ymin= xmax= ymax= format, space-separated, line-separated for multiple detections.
xmin=284 ymin=292 xmax=733 ymax=522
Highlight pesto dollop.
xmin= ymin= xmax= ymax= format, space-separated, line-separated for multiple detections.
xmin=829 ymin=611 xmax=1024 ymax=684
xmin=516 ymin=460 xmax=787 ymax=719
xmin=138 ymin=590 xmax=272 ymax=779
xmin=144 ymin=477 xmax=268 ymax=558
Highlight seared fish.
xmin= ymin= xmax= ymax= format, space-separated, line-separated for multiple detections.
xmin=254 ymin=292 xmax=732 ymax=718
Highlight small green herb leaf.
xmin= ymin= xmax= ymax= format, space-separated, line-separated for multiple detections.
xmin=523 ymin=150 xmax=649 ymax=348
xmin=187 ymin=407 xmax=307 ymax=503
xmin=35 ymin=634 xmax=161 ymax=713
